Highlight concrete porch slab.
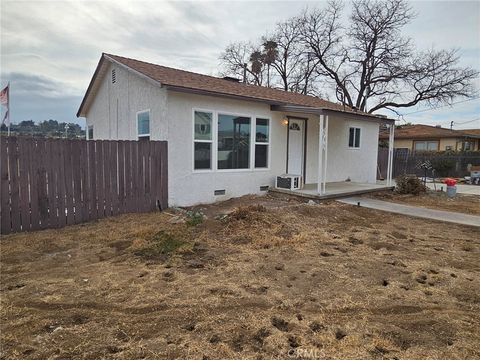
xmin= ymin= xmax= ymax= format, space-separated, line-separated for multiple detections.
xmin=270 ymin=182 xmax=394 ymax=200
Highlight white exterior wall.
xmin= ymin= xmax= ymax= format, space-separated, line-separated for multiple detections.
xmin=300 ymin=115 xmax=379 ymax=185
xmin=85 ymin=63 xmax=168 ymax=140
xmin=325 ymin=116 xmax=379 ymax=184
xmin=84 ymin=63 xmax=380 ymax=207
xmin=165 ymin=92 xmax=379 ymax=206
xmin=166 ymin=92 xmax=290 ymax=206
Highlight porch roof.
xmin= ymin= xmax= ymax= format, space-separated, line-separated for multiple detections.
xmin=270 ymin=104 xmax=395 ymax=125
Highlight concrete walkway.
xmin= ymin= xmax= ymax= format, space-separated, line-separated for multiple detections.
xmin=338 ymin=196 xmax=480 ymax=227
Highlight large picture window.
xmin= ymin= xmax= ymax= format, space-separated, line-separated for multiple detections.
xmin=348 ymin=127 xmax=361 ymax=148
xmin=194 ymin=110 xmax=213 ymax=170
xmin=137 ymin=110 xmax=150 ymax=139
xmin=218 ymin=114 xmax=251 ymax=169
xmin=255 ymin=118 xmax=269 ymax=168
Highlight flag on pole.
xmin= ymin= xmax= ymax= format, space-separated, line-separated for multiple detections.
xmin=2 ymin=110 xmax=9 ymax=127
xmin=0 ymin=84 xmax=8 ymax=105
xmin=0 ymin=83 xmax=9 ymax=127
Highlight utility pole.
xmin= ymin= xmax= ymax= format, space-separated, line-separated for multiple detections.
xmin=65 ymin=123 xmax=69 ymax=138
xmin=450 ymin=121 xmax=454 ymax=130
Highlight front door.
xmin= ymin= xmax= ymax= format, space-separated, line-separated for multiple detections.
xmin=287 ymin=118 xmax=305 ymax=177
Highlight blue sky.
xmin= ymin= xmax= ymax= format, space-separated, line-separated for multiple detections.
xmin=1 ymin=0 xmax=479 ymax=130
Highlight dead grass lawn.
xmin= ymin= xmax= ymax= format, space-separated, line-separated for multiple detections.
xmin=1 ymin=194 xmax=479 ymax=359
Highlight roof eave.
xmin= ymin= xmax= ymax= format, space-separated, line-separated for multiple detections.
xmin=166 ymin=86 xmax=389 ymax=122
xmin=381 ymin=134 xmax=480 ymax=140
xmin=104 ymin=54 xmax=163 ymax=89
xmin=77 ymin=53 xmax=164 ymax=118
xmin=76 ymin=54 xmax=106 ymax=117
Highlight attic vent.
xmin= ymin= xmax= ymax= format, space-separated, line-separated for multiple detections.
xmin=260 ymin=185 xmax=269 ymax=191
xmin=214 ymin=189 xmax=226 ymax=196
xmin=111 ymin=69 xmax=116 ymax=84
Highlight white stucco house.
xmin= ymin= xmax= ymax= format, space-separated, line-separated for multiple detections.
xmin=77 ymin=53 xmax=395 ymax=207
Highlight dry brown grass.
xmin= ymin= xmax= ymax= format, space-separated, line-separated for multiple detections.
xmin=1 ymin=194 xmax=479 ymax=359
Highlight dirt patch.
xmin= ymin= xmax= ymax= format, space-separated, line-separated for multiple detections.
xmin=1 ymin=195 xmax=479 ymax=359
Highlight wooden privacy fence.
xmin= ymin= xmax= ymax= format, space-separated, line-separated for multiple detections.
xmin=1 ymin=137 xmax=168 ymax=235
xmin=378 ymin=147 xmax=480 ymax=179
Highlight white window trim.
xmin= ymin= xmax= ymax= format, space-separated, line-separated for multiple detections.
xmin=136 ymin=109 xmax=151 ymax=138
xmin=348 ymin=126 xmax=362 ymax=150
xmin=191 ymin=109 xmax=273 ymax=173
xmin=87 ymin=125 xmax=94 ymax=140
xmin=414 ymin=140 xmax=439 ymax=151
xmin=216 ymin=111 xmax=253 ymax=173
xmin=192 ymin=108 xmax=215 ymax=172
xmin=253 ymin=117 xmax=271 ymax=171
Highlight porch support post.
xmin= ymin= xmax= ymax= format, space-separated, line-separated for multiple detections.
xmin=317 ymin=114 xmax=328 ymax=194
xmin=387 ymin=123 xmax=395 ymax=186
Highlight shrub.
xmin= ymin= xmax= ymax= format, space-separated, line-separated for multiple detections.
xmin=395 ymin=175 xmax=427 ymax=195
xmin=431 ymin=158 xmax=456 ymax=177
xmin=134 ymin=230 xmax=187 ymax=259
xmin=185 ymin=210 xmax=204 ymax=226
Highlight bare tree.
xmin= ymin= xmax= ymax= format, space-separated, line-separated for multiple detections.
xmin=368 ymin=48 xmax=478 ymax=113
xmin=219 ymin=0 xmax=478 ymax=114
xmin=300 ymin=0 xmax=478 ymax=113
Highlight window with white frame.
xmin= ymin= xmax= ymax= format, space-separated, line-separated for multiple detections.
xmin=193 ymin=110 xmax=213 ymax=170
xmin=137 ymin=110 xmax=150 ymax=140
xmin=414 ymin=141 xmax=438 ymax=151
xmin=87 ymin=125 xmax=94 ymax=140
xmin=254 ymin=118 xmax=269 ymax=168
xmin=462 ymin=141 xmax=474 ymax=151
xmin=348 ymin=127 xmax=361 ymax=148
xmin=217 ymin=114 xmax=251 ymax=169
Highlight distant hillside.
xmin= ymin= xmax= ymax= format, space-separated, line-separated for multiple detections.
xmin=0 ymin=120 xmax=85 ymax=138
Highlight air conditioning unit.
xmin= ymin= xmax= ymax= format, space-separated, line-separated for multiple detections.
xmin=276 ymin=174 xmax=303 ymax=190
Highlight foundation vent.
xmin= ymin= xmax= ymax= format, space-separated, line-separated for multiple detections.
xmin=214 ymin=189 xmax=226 ymax=196
xmin=260 ymin=185 xmax=269 ymax=191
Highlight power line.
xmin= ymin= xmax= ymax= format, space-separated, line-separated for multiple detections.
xmin=401 ymin=97 xmax=480 ymax=116
xmin=436 ymin=117 xmax=480 ymax=125
xmin=453 ymin=117 xmax=480 ymax=126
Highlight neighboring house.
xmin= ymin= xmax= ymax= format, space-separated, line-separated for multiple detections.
xmin=77 ymin=53 xmax=394 ymax=207
xmin=379 ymin=124 xmax=480 ymax=152
xmin=463 ymin=128 xmax=480 ymax=139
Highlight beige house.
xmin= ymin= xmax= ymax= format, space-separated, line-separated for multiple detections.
xmin=379 ymin=124 xmax=480 ymax=151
